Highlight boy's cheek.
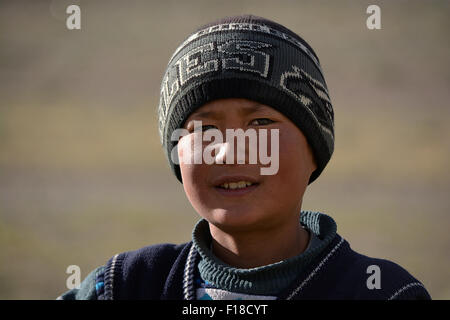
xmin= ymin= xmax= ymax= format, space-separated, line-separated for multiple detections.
xmin=178 ymin=144 xmax=209 ymax=191
xmin=179 ymin=163 xmax=208 ymax=211
xmin=177 ymin=134 xmax=199 ymax=165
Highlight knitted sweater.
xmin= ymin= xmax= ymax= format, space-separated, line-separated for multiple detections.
xmin=58 ymin=211 xmax=431 ymax=300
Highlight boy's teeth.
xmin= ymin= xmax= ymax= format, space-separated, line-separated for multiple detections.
xmin=220 ymin=181 xmax=253 ymax=189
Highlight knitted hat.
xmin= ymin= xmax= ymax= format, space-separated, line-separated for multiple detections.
xmin=158 ymin=15 xmax=334 ymax=184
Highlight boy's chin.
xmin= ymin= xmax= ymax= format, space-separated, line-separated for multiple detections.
xmin=205 ymin=207 xmax=269 ymax=232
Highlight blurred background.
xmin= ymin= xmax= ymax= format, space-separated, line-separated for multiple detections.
xmin=0 ymin=0 xmax=449 ymax=299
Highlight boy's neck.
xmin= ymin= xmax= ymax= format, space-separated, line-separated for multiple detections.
xmin=208 ymin=218 xmax=310 ymax=269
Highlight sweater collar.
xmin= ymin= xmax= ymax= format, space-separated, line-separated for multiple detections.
xmin=191 ymin=211 xmax=337 ymax=295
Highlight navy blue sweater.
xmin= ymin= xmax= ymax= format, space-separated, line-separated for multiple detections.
xmin=59 ymin=231 xmax=430 ymax=300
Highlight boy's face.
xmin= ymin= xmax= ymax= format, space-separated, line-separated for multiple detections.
xmin=178 ymin=98 xmax=317 ymax=233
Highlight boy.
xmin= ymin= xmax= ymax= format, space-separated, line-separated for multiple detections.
xmin=58 ymin=15 xmax=430 ymax=300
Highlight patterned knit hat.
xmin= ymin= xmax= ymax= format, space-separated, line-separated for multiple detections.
xmin=158 ymin=14 xmax=334 ymax=184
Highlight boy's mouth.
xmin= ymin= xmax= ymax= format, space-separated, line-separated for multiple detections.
xmin=218 ymin=181 xmax=255 ymax=190
xmin=212 ymin=176 xmax=260 ymax=196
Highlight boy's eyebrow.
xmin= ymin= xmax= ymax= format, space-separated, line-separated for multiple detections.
xmin=189 ymin=110 xmax=222 ymax=120
xmin=241 ymin=104 xmax=268 ymax=115
xmin=189 ymin=103 xmax=269 ymax=120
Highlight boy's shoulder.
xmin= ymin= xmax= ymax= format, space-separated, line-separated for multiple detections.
xmin=299 ymin=236 xmax=431 ymax=300
xmin=104 ymin=241 xmax=193 ymax=300
xmin=58 ymin=242 xmax=192 ymax=300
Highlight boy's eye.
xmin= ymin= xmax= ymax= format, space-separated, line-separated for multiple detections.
xmin=250 ymin=118 xmax=275 ymax=126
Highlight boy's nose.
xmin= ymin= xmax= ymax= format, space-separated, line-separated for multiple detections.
xmin=218 ymin=142 xmax=249 ymax=165
xmin=214 ymin=141 xmax=229 ymax=164
xmin=211 ymin=137 xmax=257 ymax=165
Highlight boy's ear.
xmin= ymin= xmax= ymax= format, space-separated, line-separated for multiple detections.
xmin=312 ymin=159 xmax=318 ymax=173
xmin=307 ymin=142 xmax=318 ymax=173
xmin=310 ymin=160 xmax=318 ymax=179
xmin=308 ymin=159 xmax=319 ymax=186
